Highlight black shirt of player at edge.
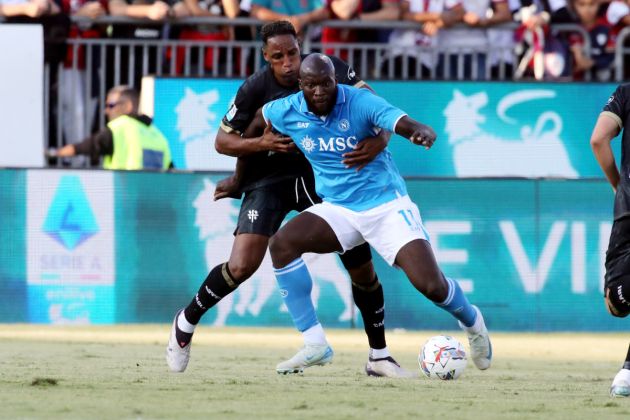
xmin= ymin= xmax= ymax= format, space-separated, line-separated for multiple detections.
xmin=602 ymin=83 xmax=630 ymax=221
xmin=219 ymin=53 xmax=364 ymax=193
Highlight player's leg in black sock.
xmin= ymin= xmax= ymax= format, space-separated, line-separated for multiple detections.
xmin=339 ymin=243 xmax=386 ymax=351
xmin=176 ymin=262 xmax=239 ymax=345
xmin=352 ymin=275 xmax=386 ymax=350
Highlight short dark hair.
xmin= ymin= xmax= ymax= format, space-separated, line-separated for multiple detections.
xmin=261 ymin=20 xmax=297 ymax=46
xmin=108 ymin=85 xmax=139 ymax=111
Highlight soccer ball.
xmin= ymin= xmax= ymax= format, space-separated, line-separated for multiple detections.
xmin=419 ymin=335 xmax=467 ymax=380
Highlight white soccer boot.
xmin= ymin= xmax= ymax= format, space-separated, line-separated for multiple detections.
xmin=459 ymin=305 xmax=492 ymax=370
xmin=365 ymin=356 xmax=417 ymax=378
xmin=276 ymin=344 xmax=334 ymax=374
xmin=166 ymin=310 xmax=192 ymax=373
xmin=610 ymin=369 xmax=630 ymax=397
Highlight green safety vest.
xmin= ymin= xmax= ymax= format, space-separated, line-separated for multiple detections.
xmin=104 ymin=115 xmax=172 ymax=170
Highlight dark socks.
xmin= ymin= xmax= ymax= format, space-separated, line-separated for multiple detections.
xmin=352 ymin=275 xmax=386 ymax=350
xmin=176 ymin=262 xmax=238 ymax=346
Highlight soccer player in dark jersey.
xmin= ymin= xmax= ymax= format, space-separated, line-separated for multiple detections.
xmin=590 ymin=83 xmax=630 ymax=397
xmin=166 ymin=20 xmax=413 ymax=378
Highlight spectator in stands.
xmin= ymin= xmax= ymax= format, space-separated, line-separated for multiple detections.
xmin=323 ymin=0 xmax=401 ymax=72
xmin=171 ymin=0 xmax=240 ymax=74
xmin=59 ymin=0 xmax=109 ymax=166
xmin=0 ymin=0 xmax=59 ymax=17
xmin=384 ymin=0 xmax=463 ymax=78
xmin=50 ymin=85 xmax=173 ymax=170
xmin=605 ymin=0 xmax=629 ymax=79
xmin=437 ymin=0 xmax=512 ymax=79
xmin=249 ymin=0 xmax=329 ymax=36
xmin=107 ymin=0 xmax=188 ymax=87
xmin=606 ymin=0 xmax=630 ymax=28
xmin=460 ymin=0 xmax=513 ymax=79
xmin=568 ymin=0 xmax=615 ymax=80
xmin=108 ymin=0 xmax=184 ymax=25
xmin=511 ymin=0 xmax=574 ymax=80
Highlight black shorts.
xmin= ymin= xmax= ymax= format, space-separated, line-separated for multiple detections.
xmin=605 ymin=216 xmax=630 ymax=291
xmin=235 ymin=176 xmax=372 ymax=270
xmin=236 ymin=176 xmax=320 ymax=237
xmin=605 ymin=217 xmax=630 ymax=316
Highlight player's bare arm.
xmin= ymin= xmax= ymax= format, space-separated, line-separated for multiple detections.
xmin=341 ymin=83 xmax=392 ymax=171
xmin=215 ymin=125 xmax=293 ymax=157
xmin=243 ymin=108 xmax=296 ymax=153
xmin=342 ymin=129 xmax=391 ymax=171
xmin=394 ymin=116 xmax=437 ymax=149
xmin=214 ymin=108 xmax=297 ymax=200
xmin=214 ymin=157 xmax=246 ymax=201
xmin=590 ymin=113 xmax=621 ymax=192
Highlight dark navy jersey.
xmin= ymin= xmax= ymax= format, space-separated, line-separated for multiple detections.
xmin=602 ymin=83 xmax=630 ymax=220
xmin=220 ymin=54 xmax=363 ymax=192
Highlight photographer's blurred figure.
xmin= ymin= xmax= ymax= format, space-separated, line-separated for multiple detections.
xmin=50 ymin=85 xmax=173 ymax=170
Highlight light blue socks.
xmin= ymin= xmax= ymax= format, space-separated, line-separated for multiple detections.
xmin=435 ymin=277 xmax=477 ymax=327
xmin=274 ymin=258 xmax=319 ymax=332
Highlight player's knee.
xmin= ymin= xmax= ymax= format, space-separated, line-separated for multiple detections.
xmin=339 ymin=243 xmax=372 ymax=271
xmin=412 ymin=273 xmax=448 ymax=302
xmin=268 ymin=232 xmax=297 ymax=267
xmin=346 ymin=261 xmax=375 ymax=286
xmin=605 ymin=280 xmax=630 ymax=318
xmin=424 ymin=279 xmax=449 ymax=303
xmin=226 ymin=259 xmax=258 ymax=282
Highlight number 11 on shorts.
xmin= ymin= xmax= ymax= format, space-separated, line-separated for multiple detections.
xmin=398 ymin=209 xmax=421 ymax=231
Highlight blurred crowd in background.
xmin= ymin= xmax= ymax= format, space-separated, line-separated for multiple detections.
xmin=2 ymin=0 xmax=630 ymax=82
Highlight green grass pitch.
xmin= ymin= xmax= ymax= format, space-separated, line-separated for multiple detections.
xmin=1 ymin=325 xmax=629 ymax=419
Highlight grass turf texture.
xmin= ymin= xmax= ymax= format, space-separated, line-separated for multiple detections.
xmin=1 ymin=325 xmax=629 ymax=419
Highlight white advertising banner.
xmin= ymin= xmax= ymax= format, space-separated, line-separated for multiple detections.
xmin=26 ymin=170 xmax=115 ymax=324
xmin=0 ymin=25 xmax=45 ymax=168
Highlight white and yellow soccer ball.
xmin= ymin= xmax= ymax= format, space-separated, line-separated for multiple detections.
xmin=419 ymin=335 xmax=467 ymax=380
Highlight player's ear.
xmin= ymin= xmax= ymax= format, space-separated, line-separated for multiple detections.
xmin=298 ymin=78 xmax=303 ymax=90
xmin=262 ymin=46 xmax=269 ymax=63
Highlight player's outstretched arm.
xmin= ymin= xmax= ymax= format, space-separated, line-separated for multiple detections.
xmin=590 ymin=114 xmax=621 ymax=192
xmin=394 ymin=116 xmax=437 ymax=149
xmin=341 ymin=82 xmax=393 ymax=171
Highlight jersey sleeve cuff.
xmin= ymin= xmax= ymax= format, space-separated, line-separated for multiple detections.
xmin=601 ymin=111 xmax=623 ymax=129
xmin=219 ymin=121 xmax=241 ymax=135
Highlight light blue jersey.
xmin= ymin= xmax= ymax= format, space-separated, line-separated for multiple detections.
xmin=262 ymin=84 xmax=408 ymax=211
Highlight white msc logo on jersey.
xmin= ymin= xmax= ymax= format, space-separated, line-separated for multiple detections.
xmin=347 ymin=68 xmax=356 ymax=79
xmin=247 ymin=209 xmax=258 ymax=223
xmin=301 ymin=135 xmax=316 ymax=153
xmin=318 ymin=136 xmax=358 ymax=152
xmin=338 ymin=119 xmax=350 ymax=131
xmin=297 ymin=122 xmax=310 ymax=128
xmin=226 ymin=103 xmax=237 ymax=121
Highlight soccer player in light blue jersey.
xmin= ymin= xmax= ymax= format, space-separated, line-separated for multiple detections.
xmin=257 ymin=53 xmax=493 ymax=373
